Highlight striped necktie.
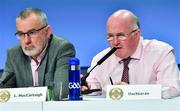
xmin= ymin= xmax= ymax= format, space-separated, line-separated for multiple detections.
xmin=121 ymin=57 xmax=131 ymax=84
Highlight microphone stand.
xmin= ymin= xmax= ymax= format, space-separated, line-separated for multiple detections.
xmin=81 ymin=64 xmax=97 ymax=86
xmin=81 ymin=47 xmax=117 ymax=94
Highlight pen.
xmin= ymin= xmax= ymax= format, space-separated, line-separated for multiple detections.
xmin=109 ymin=76 xmax=113 ymax=85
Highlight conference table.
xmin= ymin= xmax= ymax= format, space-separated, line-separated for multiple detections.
xmin=0 ymin=96 xmax=180 ymax=111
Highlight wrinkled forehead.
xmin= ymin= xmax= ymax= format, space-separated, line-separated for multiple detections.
xmin=107 ymin=17 xmax=132 ymax=33
xmin=107 ymin=10 xmax=136 ymax=32
xmin=16 ymin=13 xmax=43 ymax=31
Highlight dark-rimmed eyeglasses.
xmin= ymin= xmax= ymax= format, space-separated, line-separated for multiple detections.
xmin=15 ymin=25 xmax=47 ymax=39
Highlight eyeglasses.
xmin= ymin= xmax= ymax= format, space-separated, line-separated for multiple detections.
xmin=106 ymin=29 xmax=138 ymax=41
xmin=15 ymin=25 xmax=47 ymax=39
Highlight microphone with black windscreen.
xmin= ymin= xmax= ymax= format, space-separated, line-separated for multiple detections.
xmin=0 ymin=73 xmax=15 ymax=88
xmin=81 ymin=47 xmax=117 ymax=94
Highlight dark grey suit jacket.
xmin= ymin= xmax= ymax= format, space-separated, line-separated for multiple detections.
xmin=0 ymin=34 xmax=76 ymax=100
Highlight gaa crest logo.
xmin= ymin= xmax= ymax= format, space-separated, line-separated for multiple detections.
xmin=109 ymin=87 xmax=123 ymax=100
xmin=0 ymin=90 xmax=11 ymax=102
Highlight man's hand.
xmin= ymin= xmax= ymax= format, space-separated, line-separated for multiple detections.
xmin=80 ymin=74 xmax=90 ymax=92
xmin=115 ymin=81 xmax=128 ymax=85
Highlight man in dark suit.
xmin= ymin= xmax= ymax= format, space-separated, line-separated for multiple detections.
xmin=0 ymin=8 xmax=75 ymax=100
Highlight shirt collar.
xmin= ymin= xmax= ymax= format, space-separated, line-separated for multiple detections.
xmin=130 ymin=36 xmax=143 ymax=60
xmin=30 ymin=42 xmax=48 ymax=65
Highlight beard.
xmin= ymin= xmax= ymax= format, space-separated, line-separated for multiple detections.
xmin=22 ymin=46 xmax=43 ymax=57
xmin=22 ymin=41 xmax=47 ymax=57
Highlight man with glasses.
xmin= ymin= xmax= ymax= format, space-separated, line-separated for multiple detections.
xmin=0 ymin=8 xmax=75 ymax=100
xmin=81 ymin=9 xmax=180 ymax=99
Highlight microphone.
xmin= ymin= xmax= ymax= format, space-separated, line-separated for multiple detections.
xmin=81 ymin=47 xmax=117 ymax=86
xmin=0 ymin=73 xmax=15 ymax=88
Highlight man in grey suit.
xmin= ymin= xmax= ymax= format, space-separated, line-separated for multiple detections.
xmin=0 ymin=8 xmax=75 ymax=100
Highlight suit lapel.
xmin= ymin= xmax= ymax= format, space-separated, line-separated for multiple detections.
xmin=38 ymin=51 xmax=48 ymax=86
xmin=23 ymin=56 xmax=33 ymax=86
xmin=37 ymin=35 xmax=54 ymax=86
xmin=38 ymin=36 xmax=53 ymax=86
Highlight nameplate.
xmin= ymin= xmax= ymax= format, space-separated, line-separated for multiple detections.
xmin=0 ymin=87 xmax=47 ymax=102
xmin=106 ymin=85 xmax=161 ymax=100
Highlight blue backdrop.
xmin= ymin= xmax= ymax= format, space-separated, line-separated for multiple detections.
xmin=0 ymin=0 xmax=179 ymax=69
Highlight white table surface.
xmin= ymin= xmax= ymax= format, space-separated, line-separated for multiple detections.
xmin=43 ymin=96 xmax=180 ymax=111
xmin=0 ymin=96 xmax=180 ymax=111
xmin=0 ymin=102 xmax=42 ymax=111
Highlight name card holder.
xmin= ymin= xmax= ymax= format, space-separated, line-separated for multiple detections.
xmin=106 ymin=84 xmax=161 ymax=100
xmin=0 ymin=87 xmax=47 ymax=102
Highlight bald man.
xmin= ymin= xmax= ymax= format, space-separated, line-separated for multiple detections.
xmin=82 ymin=10 xmax=180 ymax=99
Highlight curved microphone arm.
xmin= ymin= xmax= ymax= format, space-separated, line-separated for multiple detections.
xmin=81 ymin=47 xmax=117 ymax=86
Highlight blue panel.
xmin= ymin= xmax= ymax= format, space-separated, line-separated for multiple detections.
xmin=0 ymin=0 xmax=179 ymax=68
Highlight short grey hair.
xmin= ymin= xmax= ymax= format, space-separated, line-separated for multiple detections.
xmin=131 ymin=15 xmax=140 ymax=30
xmin=16 ymin=8 xmax=48 ymax=25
